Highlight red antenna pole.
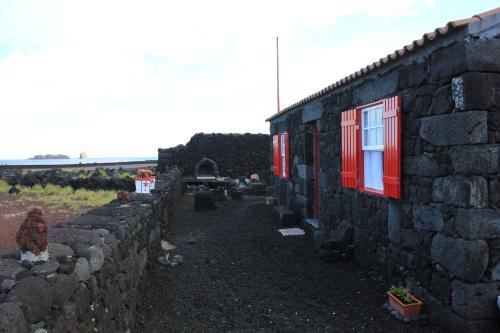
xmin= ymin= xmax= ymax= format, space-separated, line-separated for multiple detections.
xmin=276 ymin=36 xmax=280 ymax=113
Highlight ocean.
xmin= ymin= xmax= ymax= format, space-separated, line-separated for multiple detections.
xmin=0 ymin=157 xmax=157 ymax=166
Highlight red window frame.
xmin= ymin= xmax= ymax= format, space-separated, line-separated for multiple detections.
xmin=273 ymin=135 xmax=280 ymax=176
xmin=341 ymin=96 xmax=401 ymax=199
xmin=273 ymin=132 xmax=290 ymax=179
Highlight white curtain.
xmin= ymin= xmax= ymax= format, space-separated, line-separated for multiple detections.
xmin=364 ymin=151 xmax=383 ymax=191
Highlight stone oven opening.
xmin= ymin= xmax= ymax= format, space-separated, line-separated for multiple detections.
xmin=194 ymin=158 xmax=219 ymax=180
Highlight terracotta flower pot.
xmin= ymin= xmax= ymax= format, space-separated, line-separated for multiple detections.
xmin=387 ymin=291 xmax=422 ymax=318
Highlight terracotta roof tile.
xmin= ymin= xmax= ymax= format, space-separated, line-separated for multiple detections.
xmin=266 ymin=7 xmax=500 ymax=122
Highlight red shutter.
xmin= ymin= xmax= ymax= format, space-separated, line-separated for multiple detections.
xmin=273 ymin=134 xmax=280 ymax=176
xmin=283 ymin=132 xmax=290 ymax=179
xmin=383 ymin=96 xmax=402 ymax=199
xmin=341 ymin=109 xmax=360 ymax=189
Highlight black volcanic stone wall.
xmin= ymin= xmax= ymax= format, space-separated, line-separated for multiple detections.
xmin=158 ymin=133 xmax=271 ymax=182
xmin=0 ymin=168 xmax=143 ymax=192
xmin=0 ymin=169 xmax=181 ymax=332
xmin=269 ymin=27 xmax=500 ymax=332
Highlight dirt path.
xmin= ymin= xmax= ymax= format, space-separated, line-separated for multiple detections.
xmin=136 ymin=195 xmax=444 ymax=332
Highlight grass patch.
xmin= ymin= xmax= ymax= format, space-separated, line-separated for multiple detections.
xmin=0 ymin=180 xmax=9 ymax=194
xmin=0 ymin=180 xmax=116 ymax=209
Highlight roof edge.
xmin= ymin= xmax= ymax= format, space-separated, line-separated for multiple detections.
xmin=266 ymin=6 xmax=500 ymax=122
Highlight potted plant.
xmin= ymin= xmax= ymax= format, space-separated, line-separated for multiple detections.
xmin=135 ymin=169 xmax=155 ymax=193
xmin=387 ymin=286 xmax=423 ymax=318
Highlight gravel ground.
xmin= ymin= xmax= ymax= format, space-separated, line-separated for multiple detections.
xmin=136 ymin=195 xmax=445 ymax=333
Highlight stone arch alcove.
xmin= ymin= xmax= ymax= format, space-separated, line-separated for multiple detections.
xmin=194 ymin=158 xmax=219 ymax=180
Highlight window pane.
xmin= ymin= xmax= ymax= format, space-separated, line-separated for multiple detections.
xmin=363 ymin=112 xmax=368 ymax=129
xmin=377 ymin=127 xmax=383 ymax=146
xmin=377 ymin=107 xmax=383 ymax=126
xmin=369 ymin=128 xmax=375 ymax=146
xmin=364 ymin=151 xmax=384 ymax=191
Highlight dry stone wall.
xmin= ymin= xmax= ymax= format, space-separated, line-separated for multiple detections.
xmin=158 ymin=133 xmax=270 ymax=182
xmin=0 ymin=168 xmax=181 ymax=333
xmin=270 ymin=21 xmax=500 ymax=332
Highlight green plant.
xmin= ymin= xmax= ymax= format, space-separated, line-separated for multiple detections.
xmin=389 ymin=286 xmax=415 ymax=305
xmin=161 ymin=240 xmax=176 ymax=262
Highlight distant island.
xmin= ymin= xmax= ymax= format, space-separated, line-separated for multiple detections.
xmin=80 ymin=151 xmax=88 ymax=159
xmin=29 ymin=154 xmax=70 ymax=160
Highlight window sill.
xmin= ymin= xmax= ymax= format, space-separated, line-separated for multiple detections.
xmin=361 ymin=187 xmax=384 ymax=196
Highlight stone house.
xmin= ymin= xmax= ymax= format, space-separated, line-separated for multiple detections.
xmin=267 ymin=7 xmax=500 ymax=332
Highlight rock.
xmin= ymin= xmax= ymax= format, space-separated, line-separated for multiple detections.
xmin=20 ymin=260 xmax=33 ymax=269
xmin=157 ymin=257 xmax=170 ymax=266
xmin=0 ymin=259 xmax=26 ymax=280
xmin=88 ymin=245 xmax=104 ymax=272
xmin=6 ymin=276 xmax=53 ymax=323
xmin=170 ymin=261 xmax=179 ymax=267
xmin=103 ymin=282 xmax=121 ymax=318
xmin=70 ymin=215 xmax=121 ymax=233
xmin=8 ymin=186 xmax=20 ymax=195
xmin=58 ymin=262 xmax=75 ymax=275
xmin=0 ymin=303 xmax=28 ymax=333
xmin=490 ymin=262 xmax=500 ymax=281
xmin=0 ymin=279 xmax=15 ymax=292
xmin=47 ymin=243 xmax=74 ymax=258
xmin=489 ymin=179 xmax=500 ymax=208
xmin=117 ymin=191 xmax=129 ymax=204
xmin=34 ymin=329 xmax=47 ymax=333
xmin=432 ymin=176 xmax=488 ymax=208
xmin=250 ymin=182 xmax=266 ymax=195
xmin=172 ymin=255 xmax=184 ymax=264
xmin=451 ymin=279 xmax=500 ymax=319
xmin=30 ymin=322 xmax=44 ymax=332
xmin=452 ymin=72 xmax=500 ymax=111
xmin=15 ymin=208 xmax=48 ymax=259
xmin=430 ymin=272 xmax=451 ymax=305
xmin=194 ymin=192 xmax=217 ymax=211
xmin=51 ymin=274 xmax=78 ymax=307
xmin=489 ymin=239 xmax=500 ymax=265
xmin=429 ymin=86 xmax=451 ymax=115
xmin=450 ymin=145 xmax=500 ymax=175
xmin=30 ymin=260 xmax=59 ymax=276
xmin=72 ymin=243 xmax=91 ymax=258
xmin=330 ymin=221 xmax=352 ymax=251
xmin=455 ymin=209 xmax=500 ymax=239
xmin=388 ymin=204 xmax=404 ymax=244
xmin=403 ymin=155 xmax=439 ymax=177
xmin=412 ymin=205 xmax=444 ymax=232
xmin=73 ymin=257 xmax=91 ymax=282
xmin=431 ymin=233 xmax=488 ymax=282
xmin=419 ymin=111 xmax=487 ymax=146
xmin=14 ymin=270 xmax=34 ymax=281
xmin=231 ymin=190 xmax=244 ymax=201
xmin=48 ymin=228 xmax=103 ymax=248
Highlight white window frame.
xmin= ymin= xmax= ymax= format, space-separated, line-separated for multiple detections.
xmin=280 ymin=133 xmax=286 ymax=178
xmin=361 ymin=104 xmax=384 ymax=151
xmin=362 ymin=104 xmax=384 ymax=192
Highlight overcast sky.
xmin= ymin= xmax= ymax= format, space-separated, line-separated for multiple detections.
xmin=0 ymin=0 xmax=496 ymax=159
